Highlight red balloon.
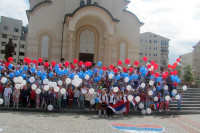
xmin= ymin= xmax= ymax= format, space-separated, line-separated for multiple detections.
xmin=113 ymin=68 xmax=118 ymax=73
xmin=125 ymin=58 xmax=130 ymax=64
xmin=143 ymin=56 xmax=147 ymax=62
xmin=165 ymin=71 xmax=169 ymax=76
xmin=154 ymin=63 xmax=158 ymax=70
xmin=173 ymin=62 xmax=178 ymax=66
xmin=171 ymin=65 xmax=176 ymax=69
xmin=174 ymin=70 xmax=178 ymax=75
xmin=71 ymin=64 xmax=75 ymax=69
xmin=168 ymin=64 xmax=171 ymax=69
xmin=129 ymin=68 xmax=133 ymax=72
xmin=171 ymin=71 xmax=174 ymax=75
xmin=155 ymin=72 xmax=159 ymax=78
xmin=88 ymin=62 xmax=92 ymax=67
xmin=58 ymin=64 xmax=62 ymax=68
xmin=8 ymin=57 xmax=13 ymax=62
xmin=151 ymin=61 xmax=155 ymax=66
xmin=123 ymin=67 xmax=127 ymax=73
xmin=102 ymin=66 xmax=107 ymax=71
xmin=38 ymin=58 xmax=43 ymax=63
xmin=147 ymin=64 xmax=151 ymax=69
xmin=118 ymin=60 xmax=122 ymax=66
xmin=65 ymin=61 xmax=70 ymax=67
xmin=109 ymin=64 xmax=114 ymax=69
xmin=134 ymin=61 xmax=139 ymax=66
xmin=44 ymin=62 xmax=49 ymax=67
xmin=176 ymin=58 xmax=180 ymax=62
xmin=24 ymin=57 xmax=28 ymax=62
xmin=151 ymin=71 xmax=154 ymax=75
xmin=79 ymin=61 xmax=83 ymax=66
xmin=5 ymin=62 xmax=10 ymax=67
xmin=162 ymin=74 xmax=167 ymax=79
xmin=33 ymin=60 xmax=37 ymax=64
xmin=51 ymin=61 xmax=56 ymax=66
xmin=174 ymin=82 xmax=178 ymax=87
xmin=27 ymin=58 xmax=32 ymax=64
xmin=73 ymin=59 xmax=78 ymax=64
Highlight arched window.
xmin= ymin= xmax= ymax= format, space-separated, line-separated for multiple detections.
xmin=79 ymin=29 xmax=95 ymax=54
xmin=41 ymin=35 xmax=50 ymax=58
xmin=120 ymin=42 xmax=126 ymax=62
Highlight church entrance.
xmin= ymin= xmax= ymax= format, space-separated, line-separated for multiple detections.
xmin=79 ymin=53 xmax=94 ymax=62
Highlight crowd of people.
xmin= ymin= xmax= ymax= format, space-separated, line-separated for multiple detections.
xmin=0 ymin=57 xmax=186 ymax=116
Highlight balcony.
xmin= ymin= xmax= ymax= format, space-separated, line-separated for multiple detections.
xmin=161 ymin=50 xmax=169 ymax=53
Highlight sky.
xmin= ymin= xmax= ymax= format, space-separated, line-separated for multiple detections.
xmin=0 ymin=0 xmax=199 ymax=64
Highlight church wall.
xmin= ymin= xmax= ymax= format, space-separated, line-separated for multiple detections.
xmin=65 ymin=0 xmax=80 ymax=14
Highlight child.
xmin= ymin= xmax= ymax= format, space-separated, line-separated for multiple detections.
xmin=99 ymin=90 xmax=108 ymax=117
xmin=149 ymin=98 xmax=155 ymax=111
xmin=79 ymin=88 xmax=84 ymax=111
xmin=73 ymin=87 xmax=80 ymax=109
xmin=68 ymin=86 xmax=74 ymax=109
xmin=165 ymin=94 xmax=170 ymax=111
xmin=13 ymin=88 xmax=20 ymax=108
xmin=177 ymin=91 xmax=183 ymax=111
xmin=84 ymin=89 xmax=91 ymax=110
xmin=3 ymin=83 xmax=12 ymax=108
xmin=107 ymin=90 xmax=115 ymax=117
xmin=30 ymin=89 xmax=36 ymax=108
xmin=159 ymin=90 xmax=165 ymax=112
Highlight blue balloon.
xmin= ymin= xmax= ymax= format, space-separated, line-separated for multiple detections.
xmin=171 ymin=92 xmax=175 ymax=96
xmin=157 ymin=86 xmax=161 ymax=91
xmin=129 ymin=76 xmax=133 ymax=80
xmin=116 ymin=75 xmax=121 ymax=80
xmin=0 ymin=66 xmax=3 ymax=71
xmin=15 ymin=71 xmax=20 ymax=77
xmin=0 ymin=74 xmax=1 ymax=77
xmin=19 ymin=69 xmax=23 ymax=74
xmin=70 ymin=73 xmax=75 ymax=79
xmin=23 ymin=66 xmax=28 ymax=71
xmin=141 ymin=73 xmax=146 ymax=77
xmin=64 ymin=69 xmax=69 ymax=74
xmin=8 ymin=64 xmax=13 ymax=69
xmin=171 ymin=75 xmax=175 ymax=82
xmin=41 ymin=75 xmax=47 ymax=80
xmin=133 ymin=74 xmax=138 ymax=80
xmin=21 ymin=74 xmax=26 ymax=79
xmin=94 ymin=68 xmax=98 ymax=73
xmin=78 ymin=72 xmax=83 ymax=78
xmin=82 ymin=74 xmax=85 ymax=79
xmin=55 ymin=64 xmax=60 ymax=70
xmin=37 ymin=71 xmax=42 ymax=76
xmin=150 ymin=75 xmax=154 ymax=79
xmin=95 ymin=98 xmax=99 ymax=103
xmin=97 ymin=75 xmax=102 ymax=80
xmin=84 ymin=71 xmax=89 ymax=75
xmin=176 ymin=78 xmax=181 ymax=83
xmin=144 ymin=69 xmax=148 ymax=75
xmin=99 ymin=70 xmax=103 ymax=75
xmin=139 ymin=67 xmax=145 ymax=73
xmin=124 ymin=73 xmax=129 ymax=77
xmin=42 ymin=72 xmax=47 ymax=77
xmin=57 ymin=70 xmax=62 ymax=76
xmin=49 ymin=72 xmax=54 ymax=77
xmin=31 ymin=67 xmax=35 ymax=73
xmin=9 ymin=73 xmax=14 ymax=78
xmin=97 ymin=61 xmax=102 ymax=67
xmin=94 ymin=77 xmax=99 ymax=82
xmin=120 ymin=73 xmax=124 ymax=78
xmin=88 ymin=72 xmax=93 ymax=77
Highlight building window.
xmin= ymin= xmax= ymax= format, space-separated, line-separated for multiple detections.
xmin=140 ymin=46 xmax=143 ymax=50
xmin=145 ymin=40 xmax=147 ymax=43
xmin=3 ymin=26 xmax=8 ymax=31
xmin=149 ymin=46 xmax=151 ymax=50
xmin=1 ymin=42 xmax=6 ymax=46
xmin=149 ymin=40 xmax=152 ymax=43
xmin=1 ymin=50 xmax=5 ymax=54
xmin=14 ymin=44 xmax=17 ymax=48
xmin=119 ymin=42 xmax=126 ymax=62
xmin=13 ymin=36 xmax=18 ymax=40
xmin=2 ymin=34 xmax=7 ymax=38
xmin=154 ymin=40 xmax=157 ymax=43
xmin=19 ymin=52 xmax=24 ymax=56
xmin=145 ymin=53 xmax=147 ymax=56
xmin=154 ymin=47 xmax=157 ymax=50
xmin=149 ymin=53 xmax=151 ymax=56
xmin=20 ymin=44 xmax=25 ymax=48
xmin=145 ymin=46 xmax=147 ymax=50
xmin=41 ymin=35 xmax=50 ymax=58
xmin=14 ymin=28 xmax=19 ymax=32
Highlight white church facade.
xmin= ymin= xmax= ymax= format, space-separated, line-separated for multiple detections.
xmin=26 ymin=0 xmax=143 ymax=66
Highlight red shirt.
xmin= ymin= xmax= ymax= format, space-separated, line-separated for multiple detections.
xmin=140 ymin=94 xmax=146 ymax=102
xmin=0 ymin=85 xmax=3 ymax=93
xmin=30 ymin=90 xmax=36 ymax=100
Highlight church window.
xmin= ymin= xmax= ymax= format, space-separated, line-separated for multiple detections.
xmin=41 ymin=35 xmax=50 ymax=58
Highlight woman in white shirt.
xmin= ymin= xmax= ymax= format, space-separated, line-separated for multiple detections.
xmin=4 ymin=83 xmax=12 ymax=108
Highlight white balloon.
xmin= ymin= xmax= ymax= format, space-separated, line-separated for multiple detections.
xmin=182 ymin=85 xmax=187 ymax=91
xmin=90 ymin=99 xmax=95 ymax=105
xmin=139 ymin=103 xmax=144 ymax=109
xmin=154 ymin=96 xmax=158 ymax=102
xmin=21 ymin=80 xmax=27 ymax=86
xmin=164 ymin=85 xmax=169 ymax=91
xmin=1 ymin=77 xmax=7 ymax=84
xmin=36 ymin=89 xmax=41 ymax=94
xmin=60 ymin=88 xmax=66 ymax=94
xmin=85 ymin=74 xmax=90 ymax=80
xmin=109 ymin=73 xmax=114 ymax=79
xmin=15 ymin=84 xmax=21 ymax=90
xmin=52 ymin=82 xmax=57 ymax=87
xmin=149 ymin=80 xmax=154 ymax=86
xmin=175 ymin=95 xmax=180 ymax=100
xmin=13 ymin=77 xmax=18 ymax=83
xmin=165 ymin=95 xmax=171 ymax=101
xmin=92 ymin=92 xmax=97 ymax=99
xmin=146 ymin=108 xmax=152 ymax=114
xmin=54 ymin=86 xmax=60 ymax=92
xmin=74 ymin=75 xmax=79 ymax=80
xmin=113 ymin=87 xmax=119 ymax=92
xmin=29 ymin=77 xmax=35 ymax=83
xmin=0 ymin=98 xmax=3 ymax=105
xmin=44 ymin=85 xmax=49 ymax=91
xmin=148 ymin=90 xmax=153 ymax=96
xmin=153 ymin=87 xmax=156 ymax=91
xmin=141 ymin=83 xmax=146 ymax=88
xmin=72 ymin=80 xmax=76 ymax=85
xmin=77 ymin=78 xmax=83 ymax=84
xmin=48 ymin=82 xmax=53 ymax=87
xmin=126 ymin=85 xmax=132 ymax=91
xmin=141 ymin=109 xmax=146 ymax=115
xmin=65 ymin=78 xmax=71 ymax=84
xmin=47 ymin=105 xmax=53 ymax=111
xmin=128 ymin=95 xmax=133 ymax=101
xmin=31 ymin=84 xmax=37 ymax=90
xmin=17 ymin=77 xmax=23 ymax=83
xmin=135 ymin=96 xmax=140 ymax=102
xmin=43 ymin=79 xmax=49 ymax=85
xmin=89 ymin=88 xmax=94 ymax=94
xmin=58 ymin=80 xmax=63 ymax=86
xmin=82 ymin=88 xmax=87 ymax=94
xmin=124 ymin=77 xmax=129 ymax=83
xmin=172 ymin=89 xmax=177 ymax=95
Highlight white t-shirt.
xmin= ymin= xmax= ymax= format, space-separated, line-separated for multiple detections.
xmin=74 ymin=90 xmax=80 ymax=98
xmin=4 ymin=87 xmax=12 ymax=97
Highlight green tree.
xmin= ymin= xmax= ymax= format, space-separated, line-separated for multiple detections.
xmin=195 ymin=76 xmax=200 ymax=87
xmin=176 ymin=65 xmax=181 ymax=78
xmin=183 ymin=65 xmax=193 ymax=85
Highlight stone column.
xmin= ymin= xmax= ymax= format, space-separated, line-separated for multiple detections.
xmin=104 ymin=35 xmax=112 ymax=66
xmin=68 ymin=31 xmax=74 ymax=62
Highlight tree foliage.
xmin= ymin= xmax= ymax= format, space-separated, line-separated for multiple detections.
xmin=183 ymin=65 xmax=193 ymax=84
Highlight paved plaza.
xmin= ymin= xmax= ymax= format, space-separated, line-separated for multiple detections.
xmin=0 ymin=111 xmax=199 ymax=133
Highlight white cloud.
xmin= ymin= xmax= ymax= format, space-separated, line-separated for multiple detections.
xmin=128 ymin=0 xmax=200 ymax=64
xmin=0 ymin=0 xmax=29 ymax=25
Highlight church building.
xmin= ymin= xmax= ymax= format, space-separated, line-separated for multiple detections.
xmin=26 ymin=0 xmax=143 ymax=66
